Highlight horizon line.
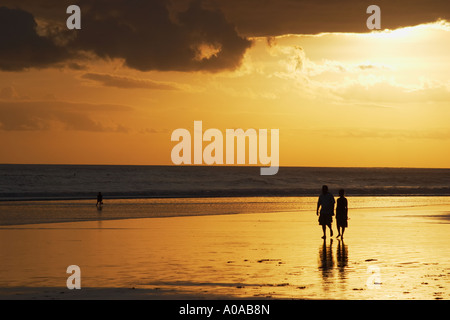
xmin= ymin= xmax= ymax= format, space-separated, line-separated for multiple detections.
xmin=0 ymin=163 xmax=449 ymax=170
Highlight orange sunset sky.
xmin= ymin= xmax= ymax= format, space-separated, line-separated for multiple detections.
xmin=0 ymin=0 xmax=449 ymax=168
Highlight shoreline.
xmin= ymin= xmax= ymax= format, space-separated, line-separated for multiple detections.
xmin=2 ymin=193 xmax=450 ymax=203
xmin=1 ymin=196 xmax=450 ymax=227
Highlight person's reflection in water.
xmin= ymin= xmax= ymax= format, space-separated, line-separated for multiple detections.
xmin=336 ymin=239 xmax=348 ymax=268
xmin=318 ymin=239 xmax=334 ymax=290
xmin=318 ymin=239 xmax=350 ymax=295
xmin=336 ymin=239 xmax=348 ymax=285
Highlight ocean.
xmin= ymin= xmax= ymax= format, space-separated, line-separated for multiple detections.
xmin=1 ymin=165 xmax=449 ymax=225
xmin=0 ymin=164 xmax=449 ymax=200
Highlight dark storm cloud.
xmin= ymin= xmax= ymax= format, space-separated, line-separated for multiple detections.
xmin=0 ymin=0 xmax=252 ymax=72
xmin=0 ymin=0 xmax=448 ymax=72
xmin=0 ymin=6 xmax=70 ymax=71
xmin=71 ymin=0 xmax=252 ymax=72
xmin=210 ymin=0 xmax=450 ymax=36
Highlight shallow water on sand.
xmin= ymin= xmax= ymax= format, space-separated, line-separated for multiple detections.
xmin=1 ymin=196 xmax=450 ymax=225
xmin=0 ymin=198 xmax=449 ymax=299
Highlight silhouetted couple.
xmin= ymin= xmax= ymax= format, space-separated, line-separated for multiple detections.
xmin=316 ymin=185 xmax=348 ymax=239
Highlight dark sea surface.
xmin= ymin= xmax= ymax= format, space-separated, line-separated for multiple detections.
xmin=1 ymin=164 xmax=449 ymax=200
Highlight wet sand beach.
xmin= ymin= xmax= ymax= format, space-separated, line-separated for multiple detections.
xmin=0 ymin=198 xmax=449 ymax=300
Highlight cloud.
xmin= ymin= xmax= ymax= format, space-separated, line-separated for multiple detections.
xmin=1 ymin=1 xmax=448 ymax=73
xmin=289 ymin=126 xmax=450 ymax=140
xmin=0 ymin=100 xmax=132 ymax=132
xmin=67 ymin=62 xmax=88 ymax=71
xmin=0 ymin=1 xmax=252 ymax=73
xmin=332 ymin=79 xmax=450 ymax=104
xmin=139 ymin=128 xmax=171 ymax=134
xmin=212 ymin=0 xmax=450 ymax=36
xmin=0 ymin=6 xmax=71 ymax=71
xmin=320 ymin=128 xmax=450 ymax=140
xmin=72 ymin=0 xmax=252 ymax=72
xmin=81 ymin=73 xmax=180 ymax=90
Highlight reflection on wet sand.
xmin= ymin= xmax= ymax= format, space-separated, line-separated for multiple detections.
xmin=318 ymin=239 xmax=349 ymax=292
xmin=318 ymin=239 xmax=334 ymax=290
xmin=337 ymin=239 xmax=348 ymax=292
xmin=337 ymin=239 xmax=348 ymax=271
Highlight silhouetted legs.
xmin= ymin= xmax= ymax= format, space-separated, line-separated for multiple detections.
xmin=337 ymin=226 xmax=346 ymax=238
xmin=321 ymin=224 xmax=333 ymax=239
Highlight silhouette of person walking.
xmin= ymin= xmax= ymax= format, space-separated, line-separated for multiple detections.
xmin=316 ymin=185 xmax=335 ymax=239
xmin=96 ymin=192 xmax=103 ymax=207
xmin=336 ymin=189 xmax=348 ymax=238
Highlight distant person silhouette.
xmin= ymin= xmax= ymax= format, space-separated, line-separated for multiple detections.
xmin=316 ymin=185 xmax=335 ymax=239
xmin=336 ymin=189 xmax=348 ymax=238
xmin=96 ymin=192 xmax=103 ymax=207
